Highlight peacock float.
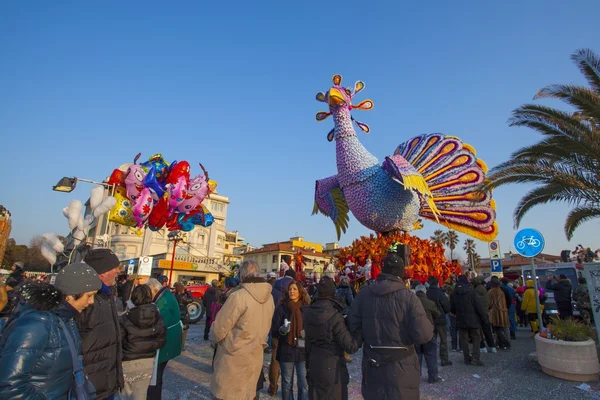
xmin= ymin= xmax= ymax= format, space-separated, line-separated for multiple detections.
xmin=312 ymin=74 xmax=498 ymax=242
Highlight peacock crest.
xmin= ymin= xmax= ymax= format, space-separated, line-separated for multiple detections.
xmin=315 ymin=74 xmax=374 ymax=141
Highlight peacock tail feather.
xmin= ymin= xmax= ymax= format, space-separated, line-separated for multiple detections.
xmin=394 ymin=133 xmax=498 ymax=241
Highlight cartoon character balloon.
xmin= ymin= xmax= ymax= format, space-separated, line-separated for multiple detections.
xmin=108 ymin=187 xmax=136 ymax=226
xmin=141 ymin=154 xmax=170 ymax=182
xmin=125 ymin=165 xmax=147 ymax=202
xmin=177 ymin=164 xmax=212 ymax=214
xmin=132 ymin=188 xmax=154 ymax=228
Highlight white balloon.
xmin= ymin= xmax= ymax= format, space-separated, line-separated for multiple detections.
xmin=66 ymin=200 xmax=83 ymax=230
xmin=90 ymin=186 xmax=105 ymax=211
xmin=41 ymin=243 xmax=57 ymax=265
xmin=42 ymin=232 xmax=65 ymax=253
xmin=72 ymin=229 xmax=86 ymax=246
xmin=93 ymin=196 xmax=117 ymax=218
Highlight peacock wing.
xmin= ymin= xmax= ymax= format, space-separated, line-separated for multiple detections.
xmin=313 ymin=175 xmax=350 ymax=240
xmin=394 ymin=134 xmax=498 ymax=241
xmin=382 ymin=155 xmax=440 ymax=221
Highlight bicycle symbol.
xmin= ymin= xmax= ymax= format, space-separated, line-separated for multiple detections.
xmin=516 ymin=236 xmax=541 ymax=250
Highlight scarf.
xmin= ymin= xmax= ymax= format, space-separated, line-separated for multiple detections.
xmin=287 ymin=299 xmax=303 ymax=347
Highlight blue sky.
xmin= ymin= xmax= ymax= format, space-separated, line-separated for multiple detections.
xmin=1 ymin=1 xmax=599 ymax=261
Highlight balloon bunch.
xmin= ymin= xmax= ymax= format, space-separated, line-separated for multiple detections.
xmin=107 ymin=153 xmax=216 ymax=232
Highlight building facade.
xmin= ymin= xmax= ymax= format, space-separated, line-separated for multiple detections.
xmin=478 ymin=252 xmax=562 ymax=279
xmin=242 ymin=236 xmax=334 ymax=275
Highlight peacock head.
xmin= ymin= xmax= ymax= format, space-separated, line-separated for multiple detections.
xmin=315 ymin=74 xmax=374 ymax=141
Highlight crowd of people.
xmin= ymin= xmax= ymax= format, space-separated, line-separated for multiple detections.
xmin=0 ymin=247 xmax=591 ymax=400
xmin=0 ymin=249 xmax=184 ymax=400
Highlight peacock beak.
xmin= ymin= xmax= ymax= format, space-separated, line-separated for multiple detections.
xmin=328 ymin=88 xmax=346 ymax=106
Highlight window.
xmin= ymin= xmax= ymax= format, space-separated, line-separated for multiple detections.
xmin=272 ymin=255 xmax=278 ymax=263
xmin=210 ymin=202 xmax=226 ymax=213
xmin=217 ymin=237 xmax=224 ymax=247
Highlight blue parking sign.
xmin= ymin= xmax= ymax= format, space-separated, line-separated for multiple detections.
xmin=491 ymin=259 xmax=502 ymax=273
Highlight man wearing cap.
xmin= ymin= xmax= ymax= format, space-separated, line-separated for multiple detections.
xmin=77 ymin=248 xmax=124 ymax=400
xmin=348 ymin=247 xmax=433 ymax=400
xmin=8 ymin=261 xmax=25 ymax=285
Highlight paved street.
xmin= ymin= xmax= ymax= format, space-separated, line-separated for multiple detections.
xmin=162 ymin=321 xmax=600 ymax=399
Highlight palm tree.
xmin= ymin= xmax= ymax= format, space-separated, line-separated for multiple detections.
xmin=482 ymin=49 xmax=600 ymax=240
xmin=430 ymin=229 xmax=445 ymax=247
xmin=463 ymin=238 xmax=477 ymax=270
xmin=444 ymin=230 xmax=459 ymax=260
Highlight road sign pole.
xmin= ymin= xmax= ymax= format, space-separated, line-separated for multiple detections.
xmin=530 ymin=257 xmax=544 ymax=328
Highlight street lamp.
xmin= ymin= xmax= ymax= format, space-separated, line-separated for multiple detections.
xmin=52 ymin=176 xmax=116 ymax=251
xmin=52 ymin=177 xmax=112 ymax=192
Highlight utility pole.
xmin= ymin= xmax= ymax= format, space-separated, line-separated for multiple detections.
xmin=167 ymin=231 xmax=187 ymax=287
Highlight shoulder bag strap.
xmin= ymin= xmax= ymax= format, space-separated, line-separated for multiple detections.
xmin=57 ymin=317 xmax=82 ymax=374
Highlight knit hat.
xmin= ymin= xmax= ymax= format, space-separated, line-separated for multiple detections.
xmin=157 ymin=275 xmax=169 ymax=285
xmin=84 ymin=248 xmax=120 ymax=275
xmin=267 ymin=272 xmax=277 ymax=279
xmin=316 ymin=276 xmax=337 ymax=298
xmin=415 ymin=284 xmax=426 ymax=293
xmin=457 ymin=275 xmax=469 ymax=285
xmin=54 ymin=262 xmax=102 ymax=295
xmin=382 ymin=251 xmax=405 ymax=277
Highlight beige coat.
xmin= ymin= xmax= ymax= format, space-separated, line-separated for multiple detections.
xmin=488 ymin=287 xmax=510 ymax=328
xmin=210 ymin=281 xmax=274 ymax=400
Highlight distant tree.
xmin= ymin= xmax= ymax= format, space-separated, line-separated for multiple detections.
xmin=430 ymin=230 xmax=445 ymax=247
xmin=2 ymin=238 xmax=28 ymax=268
xmin=444 ymin=230 xmax=459 ymax=261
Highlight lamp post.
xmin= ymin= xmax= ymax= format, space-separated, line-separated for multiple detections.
xmin=167 ymin=231 xmax=187 ymax=287
xmin=52 ymin=176 xmax=116 ymax=250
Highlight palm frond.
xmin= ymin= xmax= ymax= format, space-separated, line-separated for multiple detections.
xmin=513 ymin=183 xmax=600 ymax=228
xmin=571 ymin=48 xmax=600 ymax=94
xmin=535 ymin=84 xmax=600 ymax=122
xmin=564 ymin=206 xmax=600 ymax=240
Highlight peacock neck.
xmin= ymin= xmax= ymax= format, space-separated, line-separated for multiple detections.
xmin=332 ymin=107 xmax=379 ymax=186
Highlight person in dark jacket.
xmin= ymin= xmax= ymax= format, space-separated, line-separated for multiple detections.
xmin=415 ymin=285 xmax=441 ymax=383
xmin=120 ymin=285 xmax=166 ymax=400
xmin=202 ymin=279 xmax=222 ymax=341
xmin=335 ymin=276 xmax=354 ymax=315
xmin=78 ymin=248 xmax=125 ymax=400
xmin=271 ymin=279 xmax=310 ymax=400
xmin=268 ymin=269 xmax=295 ymax=395
xmin=472 ymin=277 xmax=496 ymax=353
xmin=8 ymin=261 xmax=25 ymax=286
xmin=450 ymin=275 xmax=487 ymax=366
xmin=546 ymin=274 xmax=573 ymax=319
xmin=174 ymin=282 xmax=193 ymax=349
xmin=501 ymin=278 xmax=517 ymax=339
xmin=426 ymin=276 xmax=452 ymax=366
xmin=0 ymin=263 xmax=101 ymax=400
xmin=348 ymin=248 xmax=434 ymax=400
xmin=304 ymin=276 xmax=359 ymax=400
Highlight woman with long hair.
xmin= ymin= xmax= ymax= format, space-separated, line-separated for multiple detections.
xmin=271 ymin=280 xmax=310 ymax=400
xmin=0 ymin=263 xmax=101 ymax=399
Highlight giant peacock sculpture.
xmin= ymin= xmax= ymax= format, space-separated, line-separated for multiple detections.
xmin=312 ymin=74 xmax=498 ymax=241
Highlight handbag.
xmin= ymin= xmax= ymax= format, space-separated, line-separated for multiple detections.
xmin=57 ymin=318 xmax=97 ymax=400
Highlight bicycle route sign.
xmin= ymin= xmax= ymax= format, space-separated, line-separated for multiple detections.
xmin=513 ymin=228 xmax=545 ymax=258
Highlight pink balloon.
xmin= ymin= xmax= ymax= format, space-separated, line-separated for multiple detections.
xmin=167 ymin=176 xmax=188 ymax=215
xmin=177 ymin=174 xmax=209 ymax=214
xmin=125 ymin=165 xmax=147 ymax=202
xmin=132 ymin=188 xmax=153 ymax=228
